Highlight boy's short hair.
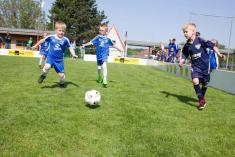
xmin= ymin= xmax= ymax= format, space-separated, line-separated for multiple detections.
xmin=55 ymin=21 xmax=67 ymax=30
xmin=211 ymin=39 xmax=219 ymax=47
xmin=99 ymin=24 xmax=108 ymax=32
xmin=182 ymin=22 xmax=196 ymax=31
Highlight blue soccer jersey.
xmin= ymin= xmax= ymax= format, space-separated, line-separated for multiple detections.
xmin=45 ymin=35 xmax=70 ymax=61
xmin=182 ymin=37 xmax=214 ymax=77
xmin=209 ymin=49 xmax=218 ymax=71
xmin=39 ymin=41 xmax=50 ymax=56
xmin=91 ymin=35 xmax=114 ymax=61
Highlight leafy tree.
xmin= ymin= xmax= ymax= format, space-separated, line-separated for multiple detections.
xmin=218 ymin=43 xmax=226 ymax=49
xmin=0 ymin=0 xmax=42 ymax=29
xmin=48 ymin=0 xmax=108 ymax=44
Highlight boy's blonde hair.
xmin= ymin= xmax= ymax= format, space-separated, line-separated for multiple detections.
xmin=211 ymin=39 xmax=219 ymax=47
xmin=55 ymin=21 xmax=67 ymax=30
xmin=182 ymin=22 xmax=196 ymax=31
xmin=99 ymin=24 xmax=108 ymax=32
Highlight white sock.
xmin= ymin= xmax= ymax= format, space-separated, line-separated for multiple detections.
xmin=102 ymin=62 xmax=107 ymax=81
xmin=98 ymin=66 xmax=102 ymax=78
xmin=39 ymin=57 xmax=43 ymax=65
xmin=59 ymin=75 xmax=65 ymax=84
xmin=42 ymin=68 xmax=48 ymax=76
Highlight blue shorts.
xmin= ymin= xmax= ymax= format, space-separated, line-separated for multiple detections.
xmin=97 ymin=59 xmax=107 ymax=66
xmin=46 ymin=58 xmax=64 ymax=73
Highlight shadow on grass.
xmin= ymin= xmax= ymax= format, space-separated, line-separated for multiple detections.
xmin=41 ymin=81 xmax=79 ymax=89
xmin=160 ymin=91 xmax=198 ymax=108
xmin=84 ymin=79 xmax=118 ymax=83
xmin=85 ymin=104 xmax=100 ymax=109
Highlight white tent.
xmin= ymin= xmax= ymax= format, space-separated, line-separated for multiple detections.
xmin=107 ymin=25 xmax=125 ymax=57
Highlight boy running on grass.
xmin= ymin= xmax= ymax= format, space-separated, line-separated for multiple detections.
xmin=32 ymin=21 xmax=78 ymax=88
xmin=81 ymin=24 xmax=122 ymax=88
xmin=179 ymin=23 xmax=225 ymax=110
xmin=34 ymin=32 xmax=50 ymax=69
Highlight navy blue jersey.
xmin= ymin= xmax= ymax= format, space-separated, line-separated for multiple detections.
xmin=91 ymin=35 xmax=114 ymax=60
xmin=182 ymin=37 xmax=214 ymax=76
xmin=45 ymin=35 xmax=70 ymax=61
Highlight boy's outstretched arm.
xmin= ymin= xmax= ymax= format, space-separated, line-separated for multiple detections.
xmin=81 ymin=41 xmax=92 ymax=48
xmin=179 ymin=46 xmax=189 ymax=67
xmin=32 ymin=38 xmax=46 ymax=49
xmin=69 ymin=47 xmax=78 ymax=58
xmin=213 ymin=46 xmax=226 ymax=60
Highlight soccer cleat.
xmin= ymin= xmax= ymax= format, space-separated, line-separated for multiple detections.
xmin=102 ymin=79 xmax=108 ymax=88
xmin=96 ymin=76 xmax=103 ymax=83
xmin=198 ymin=96 xmax=206 ymax=110
xmin=38 ymin=74 xmax=46 ymax=84
xmin=59 ymin=83 xmax=65 ymax=88
xmin=38 ymin=64 xmax=42 ymax=69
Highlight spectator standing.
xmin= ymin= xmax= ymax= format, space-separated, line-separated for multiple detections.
xmin=167 ymin=38 xmax=178 ymax=63
xmin=5 ymin=32 xmax=11 ymax=49
xmin=70 ymin=38 xmax=77 ymax=58
xmin=0 ymin=36 xmax=3 ymax=48
xmin=26 ymin=37 xmax=33 ymax=49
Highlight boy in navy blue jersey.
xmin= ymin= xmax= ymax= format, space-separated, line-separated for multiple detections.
xmin=179 ymin=23 xmax=225 ymax=110
xmin=81 ymin=24 xmax=122 ymax=88
xmin=33 ymin=21 xmax=78 ymax=87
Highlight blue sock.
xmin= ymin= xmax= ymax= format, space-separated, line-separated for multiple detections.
xmin=194 ymin=84 xmax=203 ymax=99
xmin=201 ymin=85 xmax=207 ymax=96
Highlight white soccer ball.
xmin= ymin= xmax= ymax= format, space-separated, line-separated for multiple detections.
xmin=85 ymin=90 xmax=101 ymax=106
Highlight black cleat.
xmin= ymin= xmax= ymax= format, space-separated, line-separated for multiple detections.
xmin=59 ymin=83 xmax=65 ymax=88
xmin=38 ymin=74 xmax=46 ymax=84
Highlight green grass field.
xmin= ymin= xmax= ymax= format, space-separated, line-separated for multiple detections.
xmin=0 ymin=56 xmax=235 ymax=157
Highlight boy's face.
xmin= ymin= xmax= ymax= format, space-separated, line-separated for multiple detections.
xmin=183 ymin=26 xmax=195 ymax=40
xmin=99 ymin=27 xmax=107 ymax=35
xmin=55 ymin=27 xmax=65 ymax=38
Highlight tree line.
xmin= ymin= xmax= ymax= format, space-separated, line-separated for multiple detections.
xmin=0 ymin=0 xmax=107 ymax=44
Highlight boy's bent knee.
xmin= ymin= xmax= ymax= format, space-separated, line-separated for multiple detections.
xmin=192 ymin=78 xmax=199 ymax=85
xmin=44 ymin=64 xmax=51 ymax=70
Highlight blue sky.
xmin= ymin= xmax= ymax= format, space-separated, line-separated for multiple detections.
xmin=44 ymin=0 xmax=235 ymax=48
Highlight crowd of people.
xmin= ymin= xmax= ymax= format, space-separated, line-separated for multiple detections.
xmin=152 ymin=38 xmax=179 ymax=63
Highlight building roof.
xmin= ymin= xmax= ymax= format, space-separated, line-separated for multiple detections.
xmin=0 ymin=27 xmax=54 ymax=36
xmin=126 ymin=40 xmax=160 ymax=47
xmin=108 ymin=25 xmax=125 ymax=51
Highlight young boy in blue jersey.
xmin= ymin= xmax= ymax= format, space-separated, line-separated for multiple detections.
xmin=81 ymin=24 xmax=122 ymax=88
xmin=32 ymin=21 xmax=78 ymax=87
xmin=37 ymin=32 xmax=50 ymax=69
xmin=179 ymin=23 xmax=225 ymax=110
xmin=209 ymin=39 xmax=220 ymax=71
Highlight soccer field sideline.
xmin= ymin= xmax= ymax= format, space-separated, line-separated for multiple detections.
xmin=0 ymin=56 xmax=234 ymax=157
